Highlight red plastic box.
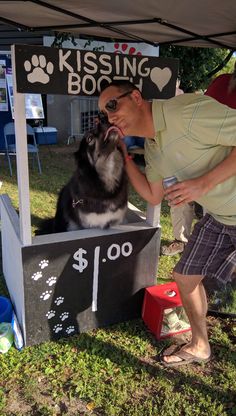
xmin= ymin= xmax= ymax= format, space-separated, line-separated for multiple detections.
xmin=142 ymin=282 xmax=191 ymax=339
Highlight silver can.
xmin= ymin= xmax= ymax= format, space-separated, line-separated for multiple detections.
xmin=162 ymin=176 xmax=178 ymax=189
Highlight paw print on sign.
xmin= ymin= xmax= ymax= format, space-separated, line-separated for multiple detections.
xmin=53 ymin=324 xmax=63 ymax=333
xmin=46 ymin=276 xmax=57 ymax=287
xmin=66 ymin=326 xmax=75 ymax=335
xmin=60 ymin=312 xmax=69 ymax=321
xmin=54 ymin=296 xmax=64 ymax=306
xmin=113 ymin=43 xmax=142 ymax=56
xmin=24 ymin=55 xmax=54 ymax=84
xmin=40 ymin=290 xmax=52 ymax=301
xmin=31 ymin=271 xmax=42 ymax=281
xmin=39 ymin=259 xmax=49 ymax=269
xmin=46 ymin=310 xmax=56 ymax=320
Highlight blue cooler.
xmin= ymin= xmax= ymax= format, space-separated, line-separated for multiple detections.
xmin=0 ymin=296 xmax=13 ymax=323
xmin=34 ymin=127 xmax=57 ymax=145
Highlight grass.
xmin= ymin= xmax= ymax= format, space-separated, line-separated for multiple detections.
xmin=209 ymin=284 xmax=236 ymax=315
xmin=0 ymin=145 xmax=236 ymax=416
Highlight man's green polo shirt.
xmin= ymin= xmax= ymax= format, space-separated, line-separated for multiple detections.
xmin=145 ymin=93 xmax=236 ymax=225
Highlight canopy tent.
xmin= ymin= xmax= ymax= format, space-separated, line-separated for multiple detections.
xmin=0 ymin=0 xmax=236 ymax=50
xmin=0 ymin=0 xmax=235 ymax=245
xmin=0 ymin=2 xmax=235 ymax=338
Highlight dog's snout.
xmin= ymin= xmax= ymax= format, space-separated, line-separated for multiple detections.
xmin=98 ymin=111 xmax=109 ymax=125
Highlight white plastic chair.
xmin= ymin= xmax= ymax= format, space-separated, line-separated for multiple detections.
xmin=3 ymin=122 xmax=42 ymax=176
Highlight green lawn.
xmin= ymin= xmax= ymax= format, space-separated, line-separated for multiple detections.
xmin=0 ymin=145 xmax=235 ymax=416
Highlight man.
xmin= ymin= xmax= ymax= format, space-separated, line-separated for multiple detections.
xmin=98 ymin=80 xmax=236 ymax=367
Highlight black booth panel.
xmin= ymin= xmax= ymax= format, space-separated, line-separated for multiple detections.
xmin=22 ymin=228 xmax=160 ymax=345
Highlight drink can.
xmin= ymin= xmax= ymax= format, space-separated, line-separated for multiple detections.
xmin=162 ymin=176 xmax=178 ymax=189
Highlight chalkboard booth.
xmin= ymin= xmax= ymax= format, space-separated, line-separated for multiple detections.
xmin=0 ymin=45 xmax=178 ymax=346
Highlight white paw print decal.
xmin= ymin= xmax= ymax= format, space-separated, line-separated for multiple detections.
xmin=46 ymin=310 xmax=56 ymax=319
xmin=46 ymin=276 xmax=57 ymax=286
xmin=60 ymin=312 xmax=69 ymax=321
xmin=40 ymin=290 xmax=52 ymax=301
xmin=39 ymin=259 xmax=49 ymax=269
xmin=53 ymin=324 xmax=63 ymax=333
xmin=54 ymin=296 xmax=64 ymax=306
xmin=31 ymin=271 xmax=42 ymax=281
xmin=24 ymin=55 xmax=54 ymax=84
xmin=66 ymin=326 xmax=75 ymax=335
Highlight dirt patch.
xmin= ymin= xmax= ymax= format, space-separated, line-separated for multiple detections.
xmin=4 ymin=382 xmax=100 ymax=416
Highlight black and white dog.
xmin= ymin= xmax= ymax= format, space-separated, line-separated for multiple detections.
xmin=37 ymin=120 xmax=128 ymax=234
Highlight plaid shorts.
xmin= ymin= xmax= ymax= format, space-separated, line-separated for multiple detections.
xmin=174 ymin=213 xmax=236 ymax=284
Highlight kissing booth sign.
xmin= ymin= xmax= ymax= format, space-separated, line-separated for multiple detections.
xmin=0 ymin=44 xmax=178 ymax=345
xmin=14 ymin=44 xmax=178 ymax=98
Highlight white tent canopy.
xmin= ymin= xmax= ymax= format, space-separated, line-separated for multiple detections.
xmin=0 ymin=0 xmax=235 ymax=50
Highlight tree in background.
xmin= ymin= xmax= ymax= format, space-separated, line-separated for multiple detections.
xmin=160 ymin=45 xmax=235 ymax=92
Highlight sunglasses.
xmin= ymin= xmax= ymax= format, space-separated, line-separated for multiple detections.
xmin=98 ymin=90 xmax=133 ymax=124
xmin=104 ymin=90 xmax=133 ymax=113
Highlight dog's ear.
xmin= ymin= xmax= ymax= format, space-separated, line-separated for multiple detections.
xmin=73 ymin=140 xmax=82 ymax=162
xmin=73 ymin=135 xmax=92 ymax=167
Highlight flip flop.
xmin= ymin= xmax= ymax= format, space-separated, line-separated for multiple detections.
xmin=160 ymin=344 xmax=211 ymax=368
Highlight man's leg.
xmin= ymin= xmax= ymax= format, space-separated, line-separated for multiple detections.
xmin=172 ymin=203 xmax=195 ymax=243
xmin=163 ymin=272 xmax=211 ymax=364
xmin=162 ymin=203 xmax=195 ymax=256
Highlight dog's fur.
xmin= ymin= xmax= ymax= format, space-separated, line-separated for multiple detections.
xmin=37 ymin=121 xmax=128 ymax=234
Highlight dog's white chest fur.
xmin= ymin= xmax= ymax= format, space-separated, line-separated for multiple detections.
xmin=78 ymin=206 xmax=127 ymax=229
xmin=96 ymin=152 xmax=124 ymax=192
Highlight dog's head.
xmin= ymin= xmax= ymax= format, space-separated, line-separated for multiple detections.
xmin=75 ymin=118 xmax=123 ymax=167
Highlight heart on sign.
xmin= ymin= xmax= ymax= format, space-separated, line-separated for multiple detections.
xmin=150 ymin=67 xmax=172 ymax=92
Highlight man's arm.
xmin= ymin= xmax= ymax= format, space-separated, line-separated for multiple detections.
xmin=125 ymin=157 xmax=164 ymax=205
xmin=165 ymin=147 xmax=236 ymax=206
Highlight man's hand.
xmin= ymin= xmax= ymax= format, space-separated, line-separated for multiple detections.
xmin=165 ymin=148 xmax=236 ymax=206
xmin=164 ymin=177 xmax=209 ymax=206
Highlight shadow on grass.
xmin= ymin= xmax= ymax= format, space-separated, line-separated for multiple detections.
xmin=0 ymin=258 xmax=235 ymax=413
xmin=56 ymin=319 xmax=235 ymax=411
